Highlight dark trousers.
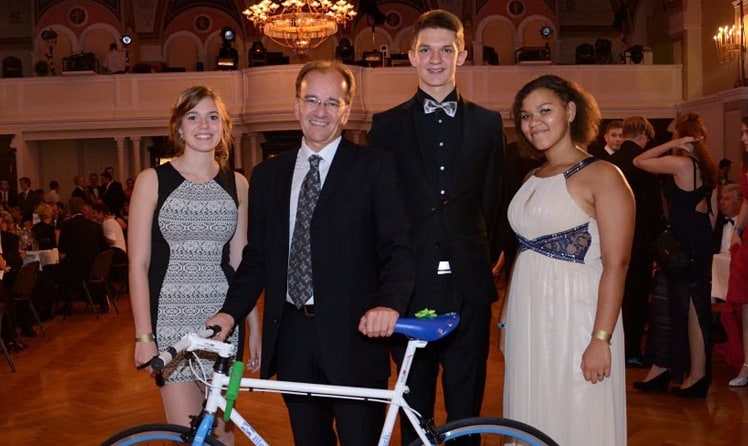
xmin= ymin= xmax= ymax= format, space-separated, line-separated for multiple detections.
xmin=394 ymin=297 xmax=491 ymax=446
xmin=622 ymin=263 xmax=653 ymax=360
xmin=668 ymin=277 xmax=712 ymax=382
xmin=644 ymin=271 xmax=672 ymax=368
xmin=277 ymin=305 xmax=386 ymax=446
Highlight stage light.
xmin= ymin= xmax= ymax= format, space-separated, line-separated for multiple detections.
xmin=121 ymin=35 xmax=132 ymax=46
xmin=222 ymin=27 xmax=235 ymax=42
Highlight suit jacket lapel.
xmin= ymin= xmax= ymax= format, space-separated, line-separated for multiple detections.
xmin=403 ymin=96 xmax=440 ymax=193
xmin=314 ymin=139 xmax=353 ymax=212
xmin=450 ymin=97 xmax=473 ymax=195
xmin=279 ymin=149 xmax=296 ymax=258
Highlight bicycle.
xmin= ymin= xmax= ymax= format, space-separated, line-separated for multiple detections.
xmin=102 ymin=313 xmax=558 ymax=445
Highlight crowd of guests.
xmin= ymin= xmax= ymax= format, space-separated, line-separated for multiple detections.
xmin=0 ymin=168 xmax=131 ymax=353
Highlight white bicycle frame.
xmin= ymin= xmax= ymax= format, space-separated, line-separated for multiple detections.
xmin=183 ymin=333 xmax=433 ymax=446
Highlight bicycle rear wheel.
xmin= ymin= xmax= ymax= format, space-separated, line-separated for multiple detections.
xmin=409 ymin=416 xmax=559 ymax=446
xmin=101 ymin=423 xmax=224 ymax=446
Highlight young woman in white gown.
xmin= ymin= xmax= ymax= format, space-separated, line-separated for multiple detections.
xmin=500 ymin=75 xmax=634 ymax=445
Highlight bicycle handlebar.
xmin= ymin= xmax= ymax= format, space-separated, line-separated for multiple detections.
xmin=149 ymin=313 xmax=460 ymax=370
xmin=150 ymin=326 xmax=222 ymax=371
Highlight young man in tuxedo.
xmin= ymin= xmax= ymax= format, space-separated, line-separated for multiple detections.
xmin=208 ymin=61 xmax=413 ymax=445
xmin=368 ymin=10 xmax=505 ymax=445
xmin=590 ymin=119 xmax=624 ymax=159
xmin=608 ymin=116 xmax=662 ymax=368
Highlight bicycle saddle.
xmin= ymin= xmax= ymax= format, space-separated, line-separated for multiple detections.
xmin=393 ymin=312 xmax=460 ymax=341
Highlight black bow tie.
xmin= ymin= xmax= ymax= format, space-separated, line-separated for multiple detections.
xmin=423 ymin=98 xmax=457 ymax=118
xmin=726 ymin=218 xmax=735 ymax=226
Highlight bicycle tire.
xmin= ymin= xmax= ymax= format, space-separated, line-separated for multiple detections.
xmin=408 ymin=416 xmax=559 ymax=446
xmin=101 ymin=423 xmax=224 ymax=446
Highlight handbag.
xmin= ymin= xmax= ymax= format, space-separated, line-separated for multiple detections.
xmin=654 ymin=161 xmax=697 ymax=277
xmin=654 ymin=224 xmax=692 ymax=277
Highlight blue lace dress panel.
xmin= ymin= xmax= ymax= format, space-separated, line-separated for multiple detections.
xmin=517 ymin=222 xmax=592 ymax=264
xmin=515 ymin=157 xmax=597 ymax=264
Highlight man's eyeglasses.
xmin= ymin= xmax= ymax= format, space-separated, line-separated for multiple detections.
xmin=298 ymin=96 xmax=343 ymax=111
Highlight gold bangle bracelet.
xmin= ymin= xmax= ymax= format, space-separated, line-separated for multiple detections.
xmin=135 ymin=333 xmax=154 ymax=343
xmin=592 ymin=330 xmax=612 ymax=344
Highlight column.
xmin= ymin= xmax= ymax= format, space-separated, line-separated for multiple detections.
xmin=130 ymin=136 xmax=142 ymax=175
xmin=115 ymin=137 xmax=127 ymax=181
xmin=247 ymin=132 xmax=264 ymax=169
xmin=232 ymin=130 xmax=244 ymax=169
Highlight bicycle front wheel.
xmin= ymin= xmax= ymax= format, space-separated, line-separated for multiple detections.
xmin=101 ymin=423 xmax=224 ymax=446
xmin=410 ymin=416 xmax=559 ymax=446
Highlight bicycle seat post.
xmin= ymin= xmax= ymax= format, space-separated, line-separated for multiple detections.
xmin=378 ymin=337 xmax=428 ymax=445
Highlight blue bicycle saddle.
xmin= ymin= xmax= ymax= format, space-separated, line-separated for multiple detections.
xmin=393 ymin=312 xmax=460 ymax=341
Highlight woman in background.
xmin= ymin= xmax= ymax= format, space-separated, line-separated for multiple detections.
xmin=128 ymin=85 xmax=260 ymax=445
xmin=633 ymin=112 xmax=717 ymax=397
xmin=501 ymin=74 xmax=633 ymax=445
xmin=722 ymin=116 xmax=748 ymax=387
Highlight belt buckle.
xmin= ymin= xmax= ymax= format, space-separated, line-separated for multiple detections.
xmin=302 ymin=305 xmax=315 ymax=317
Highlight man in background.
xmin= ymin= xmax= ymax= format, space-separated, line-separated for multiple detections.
xmin=589 ymin=119 xmax=624 ymax=159
xmin=609 ymin=116 xmax=662 ymax=368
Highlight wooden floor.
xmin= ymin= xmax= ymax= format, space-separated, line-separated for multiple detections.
xmin=1 ymin=293 xmax=747 ymax=446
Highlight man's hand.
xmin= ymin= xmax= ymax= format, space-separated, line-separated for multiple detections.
xmin=205 ymin=312 xmax=235 ymax=341
xmin=358 ymin=306 xmax=399 ymax=337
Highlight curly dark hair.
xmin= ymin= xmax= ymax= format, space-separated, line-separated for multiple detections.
xmin=511 ymin=74 xmax=601 ymax=149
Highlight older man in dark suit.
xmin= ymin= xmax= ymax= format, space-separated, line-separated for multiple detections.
xmin=209 ymin=61 xmax=413 ymax=446
xmin=368 ymin=10 xmax=504 ymax=445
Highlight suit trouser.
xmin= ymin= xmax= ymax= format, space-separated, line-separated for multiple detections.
xmin=395 ymin=285 xmax=491 ymax=446
xmin=622 ymin=262 xmax=653 ymax=360
xmin=277 ymin=304 xmax=386 ymax=446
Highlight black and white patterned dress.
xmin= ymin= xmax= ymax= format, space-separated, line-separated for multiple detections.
xmin=149 ymin=162 xmax=238 ymax=384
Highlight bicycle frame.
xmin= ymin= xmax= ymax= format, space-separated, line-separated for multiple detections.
xmin=192 ymin=335 xmax=432 ymax=446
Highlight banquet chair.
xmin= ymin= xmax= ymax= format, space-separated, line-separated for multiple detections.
xmin=109 ymin=247 xmax=128 ymax=297
xmin=0 ymin=300 xmax=17 ymax=372
xmin=80 ymin=249 xmax=118 ymax=319
xmin=11 ymin=261 xmax=46 ymax=338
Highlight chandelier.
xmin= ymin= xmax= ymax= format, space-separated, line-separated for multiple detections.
xmin=243 ymin=0 xmax=356 ymax=53
xmin=714 ymin=24 xmax=741 ymax=64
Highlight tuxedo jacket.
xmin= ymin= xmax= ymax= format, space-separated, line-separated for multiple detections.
xmin=1 ymin=230 xmax=23 ymax=271
xmin=221 ymin=139 xmax=413 ymax=385
xmin=17 ymin=190 xmax=41 ymax=221
xmin=102 ymin=180 xmax=126 ymax=216
xmin=608 ymin=140 xmax=663 ymax=265
xmin=368 ymin=95 xmax=504 ymax=313
xmin=58 ymin=214 xmax=108 ymax=281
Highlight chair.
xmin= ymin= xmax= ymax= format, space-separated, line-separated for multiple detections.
xmin=109 ymin=247 xmax=129 ymax=298
xmin=11 ymin=261 xmax=46 ymax=338
xmin=81 ymin=249 xmax=118 ymax=319
xmin=0 ymin=295 xmax=17 ymax=372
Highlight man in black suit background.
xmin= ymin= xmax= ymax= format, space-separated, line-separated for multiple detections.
xmin=208 ymin=61 xmax=413 ymax=445
xmin=53 ymin=197 xmax=108 ymax=312
xmin=368 ymin=10 xmax=504 ymax=445
xmin=101 ymin=171 xmax=125 ymax=217
xmin=608 ymin=116 xmax=662 ymax=368
xmin=17 ymin=177 xmax=42 ymax=223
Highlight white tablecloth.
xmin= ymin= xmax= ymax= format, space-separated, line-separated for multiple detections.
xmin=23 ymin=248 xmax=59 ymax=270
xmin=711 ymin=252 xmax=731 ymax=300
